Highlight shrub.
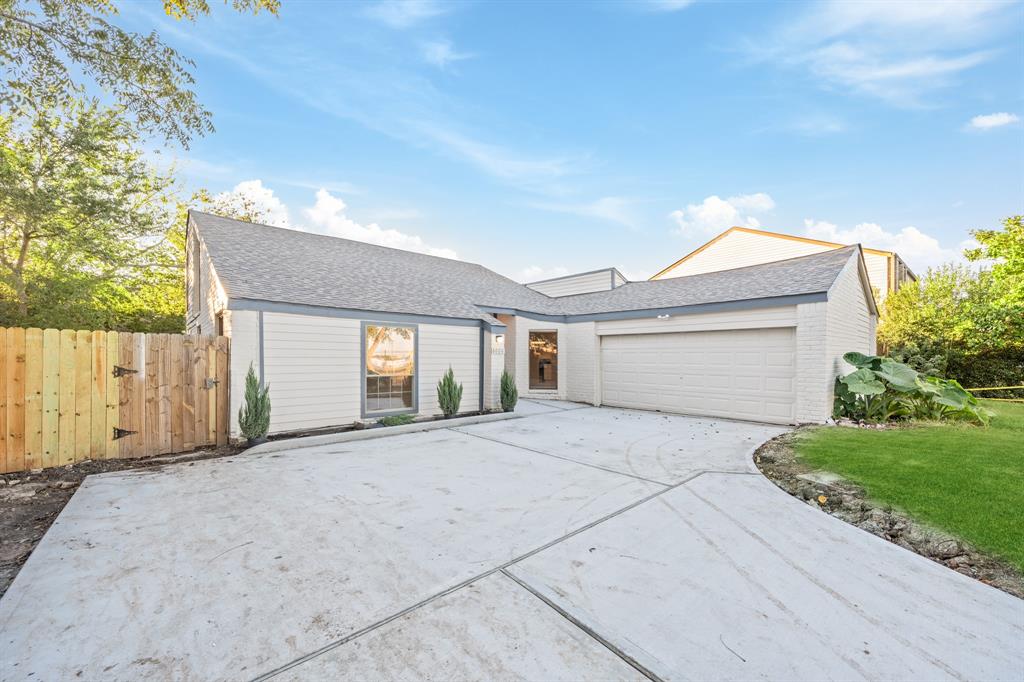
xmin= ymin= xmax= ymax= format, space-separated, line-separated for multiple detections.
xmin=238 ymin=364 xmax=271 ymax=441
xmin=500 ymin=370 xmax=518 ymax=412
xmin=437 ymin=366 xmax=463 ymax=417
xmin=378 ymin=414 xmax=414 ymax=427
xmin=834 ymin=352 xmax=992 ymax=425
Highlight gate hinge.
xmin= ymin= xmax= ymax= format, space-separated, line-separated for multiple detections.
xmin=112 ymin=427 xmax=137 ymax=440
xmin=112 ymin=365 xmax=138 ymax=378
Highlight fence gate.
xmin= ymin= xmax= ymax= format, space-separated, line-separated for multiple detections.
xmin=0 ymin=328 xmax=230 ymax=474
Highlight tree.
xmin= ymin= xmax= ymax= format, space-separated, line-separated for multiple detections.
xmin=965 ymin=215 xmax=1023 ymax=307
xmin=0 ymin=90 xmax=184 ymax=331
xmin=0 ymin=0 xmax=279 ymax=148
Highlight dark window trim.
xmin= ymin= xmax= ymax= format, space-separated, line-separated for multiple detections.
xmin=528 ymin=329 xmax=559 ymax=391
xmin=361 ymin=321 xmax=419 ymax=419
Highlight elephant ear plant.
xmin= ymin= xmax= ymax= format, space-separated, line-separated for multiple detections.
xmin=437 ymin=367 xmax=463 ymax=417
xmin=238 ymin=364 xmax=271 ymax=445
xmin=834 ymin=352 xmax=992 ymax=425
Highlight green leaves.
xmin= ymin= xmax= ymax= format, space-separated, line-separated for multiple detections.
xmin=875 ymin=359 xmax=920 ymax=392
xmin=841 ymin=368 xmax=886 ymax=396
xmin=0 ymin=96 xmax=184 ymax=331
xmin=437 ymin=366 xmax=463 ymax=417
xmin=238 ymin=364 xmax=271 ymax=440
xmin=834 ymin=352 xmax=993 ymax=425
xmin=500 ymin=369 xmax=518 ymax=413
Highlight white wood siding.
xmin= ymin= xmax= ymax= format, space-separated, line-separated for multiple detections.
xmin=185 ymin=221 xmax=228 ymax=335
xmin=259 ymin=313 xmax=361 ymax=434
xmin=527 ymin=269 xmax=618 ymax=297
xmin=656 ymin=229 xmax=893 ymax=301
xmin=659 ymin=231 xmax=829 ymax=278
xmin=863 ymin=251 xmax=890 ymax=305
xmin=418 ymin=323 xmax=481 ymax=417
xmin=238 ymin=312 xmax=481 ymax=436
xmin=228 ymin=310 xmax=261 ymax=437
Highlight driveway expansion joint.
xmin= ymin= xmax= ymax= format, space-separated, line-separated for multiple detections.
xmin=499 ymin=567 xmax=664 ymax=682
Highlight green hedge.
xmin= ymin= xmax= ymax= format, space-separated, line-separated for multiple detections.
xmin=946 ymin=348 xmax=1024 ymax=399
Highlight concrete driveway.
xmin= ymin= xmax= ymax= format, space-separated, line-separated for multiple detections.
xmin=1 ymin=401 xmax=1021 ymax=681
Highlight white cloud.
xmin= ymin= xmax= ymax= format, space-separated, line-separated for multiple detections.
xmin=212 ymin=180 xmax=291 ymax=226
xmin=364 ymin=0 xmax=448 ymax=28
xmin=802 ymin=219 xmax=972 ymax=271
xmin=967 ymin=112 xmax=1020 ymax=130
xmin=518 ymin=265 xmax=570 ymax=283
xmin=531 ymin=196 xmax=638 ymax=229
xmin=751 ymin=0 xmax=1010 ymax=106
xmin=304 ymin=189 xmax=458 ymax=259
xmin=421 ymin=40 xmax=474 ymax=69
xmin=164 ymin=15 xmax=583 ymax=195
xmin=413 ymin=123 xmax=576 ymax=188
xmin=669 ymin=193 xmax=775 ymax=235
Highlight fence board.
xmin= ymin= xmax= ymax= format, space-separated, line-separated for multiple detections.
xmin=145 ymin=333 xmax=160 ymax=458
xmin=158 ymin=334 xmax=172 ymax=455
xmin=118 ymin=333 xmax=136 ymax=459
xmin=7 ymin=327 xmax=26 ymax=472
xmin=194 ymin=337 xmax=208 ymax=448
xmin=74 ymin=330 xmax=92 ymax=462
xmin=41 ymin=329 xmax=60 ymax=468
xmin=0 ymin=329 xmax=7 ymax=472
xmin=0 ymin=327 xmax=228 ymax=473
xmin=170 ymin=334 xmax=184 ymax=452
xmin=106 ymin=331 xmax=119 ymax=459
xmin=207 ymin=338 xmax=218 ymax=445
xmin=24 ymin=328 xmax=43 ymax=470
xmin=216 ymin=337 xmax=229 ymax=447
xmin=90 ymin=331 xmax=107 ymax=459
xmin=58 ymin=330 xmax=76 ymax=465
xmin=182 ymin=336 xmax=196 ymax=451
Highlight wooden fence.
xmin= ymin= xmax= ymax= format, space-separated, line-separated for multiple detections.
xmin=0 ymin=328 xmax=230 ymax=474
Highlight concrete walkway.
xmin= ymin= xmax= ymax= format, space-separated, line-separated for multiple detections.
xmin=0 ymin=400 xmax=1021 ymax=681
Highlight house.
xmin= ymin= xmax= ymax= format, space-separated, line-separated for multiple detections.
xmin=186 ymin=211 xmax=877 ymax=438
xmin=650 ymin=226 xmax=915 ymax=305
xmin=525 ymin=268 xmax=628 ymax=297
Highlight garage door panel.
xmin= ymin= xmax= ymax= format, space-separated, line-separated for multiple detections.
xmin=601 ymin=328 xmax=796 ymax=424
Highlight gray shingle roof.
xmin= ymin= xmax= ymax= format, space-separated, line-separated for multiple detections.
xmin=191 ymin=211 xmax=858 ymax=324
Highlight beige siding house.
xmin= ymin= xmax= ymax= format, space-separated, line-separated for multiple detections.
xmin=187 ymin=212 xmax=876 ymax=438
xmin=526 ymin=268 xmax=627 ymax=297
xmin=650 ymin=226 xmax=914 ymax=305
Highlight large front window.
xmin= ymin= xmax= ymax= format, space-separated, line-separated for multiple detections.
xmin=529 ymin=331 xmax=558 ymax=390
xmin=364 ymin=324 xmax=417 ymax=415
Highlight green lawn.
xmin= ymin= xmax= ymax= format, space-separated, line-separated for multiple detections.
xmin=794 ymin=401 xmax=1024 ymax=571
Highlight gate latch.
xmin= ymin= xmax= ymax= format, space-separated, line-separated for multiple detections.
xmin=113 ymin=427 xmax=137 ymax=440
xmin=112 ymin=365 xmax=138 ymax=378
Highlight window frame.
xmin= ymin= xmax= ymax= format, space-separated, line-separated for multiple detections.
xmin=527 ymin=330 xmax=559 ymax=391
xmin=361 ymin=321 xmax=419 ymax=419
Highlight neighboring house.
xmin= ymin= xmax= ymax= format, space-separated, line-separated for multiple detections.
xmin=526 ymin=268 xmax=628 ymax=297
xmin=186 ymin=211 xmax=877 ymax=437
xmin=650 ymin=226 xmax=915 ymax=305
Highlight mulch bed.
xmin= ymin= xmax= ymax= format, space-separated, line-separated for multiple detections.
xmin=754 ymin=429 xmax=1024 ymax=600
xmin=0 ymin=445 xmax=241 ymax=599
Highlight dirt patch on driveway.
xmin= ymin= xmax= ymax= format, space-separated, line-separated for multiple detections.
xmin=0 ymin=446 xmax=240 ymax=599
xmin=754 ymin=430 xmax=1024 ymax=600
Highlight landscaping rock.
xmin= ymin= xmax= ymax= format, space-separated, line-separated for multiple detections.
xmin=752 ymin=428 xmax=1024 ymax=601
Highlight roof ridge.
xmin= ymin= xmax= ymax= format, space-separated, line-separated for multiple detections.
xmin=189 ymin=209 xmax=496 ymax=270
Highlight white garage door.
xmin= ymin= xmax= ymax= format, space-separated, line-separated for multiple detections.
xmin=601 ymin=328 xmax=796 ymax=424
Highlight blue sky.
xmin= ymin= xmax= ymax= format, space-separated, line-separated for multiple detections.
xmin=132 ymin=0 xmax=1022 ymax=281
